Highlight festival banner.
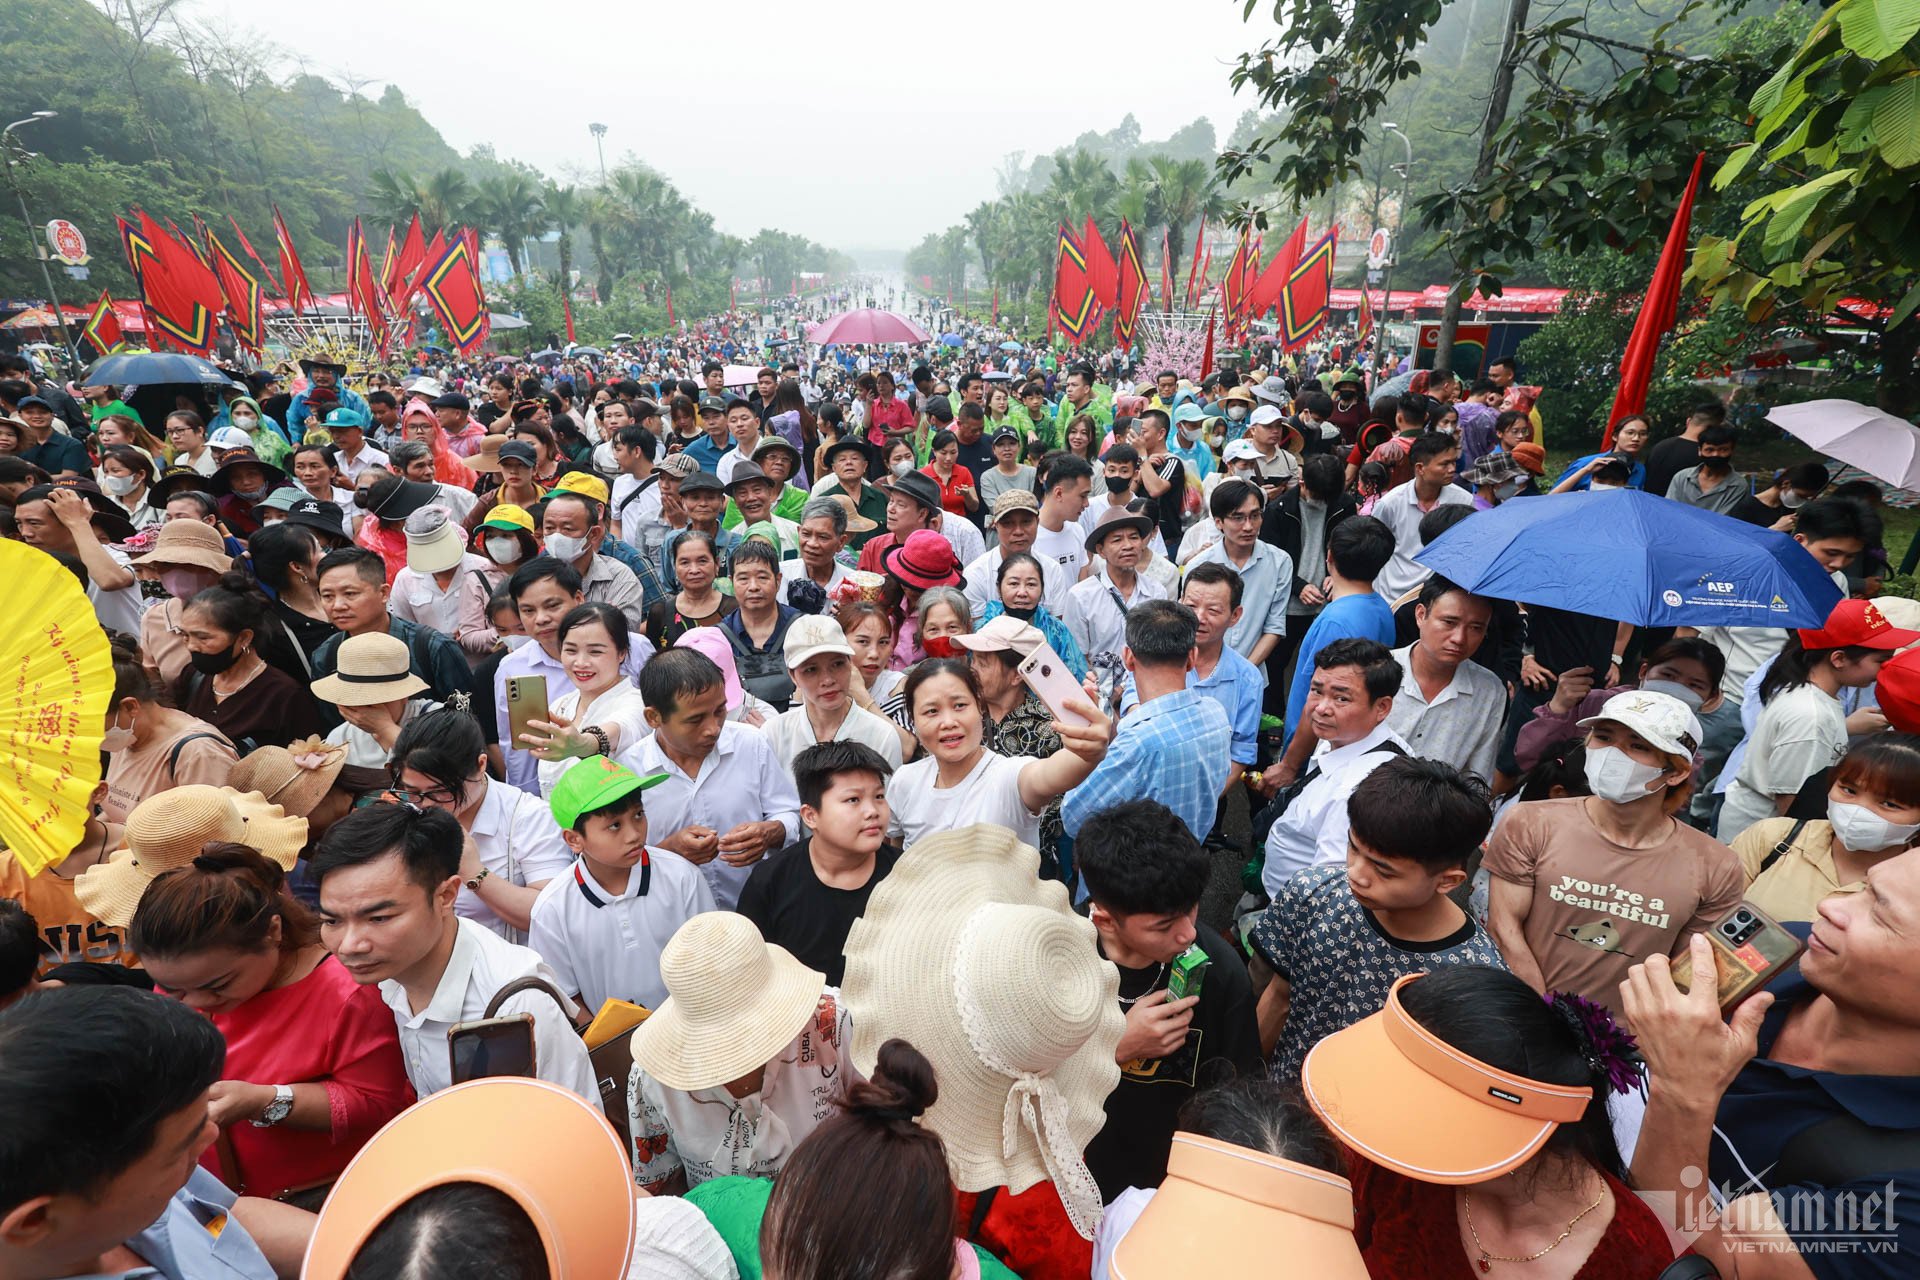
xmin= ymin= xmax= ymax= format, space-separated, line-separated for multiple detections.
xmin=1246 ymin=216 xmax=1309 ymax=321
xmin=1051 ymin=223 xmax=1102 ymax=345
xmin=1199 ymin=300 xmax=1217 ymax=379
xmin=1220 ymin=225 xmax=1250 ymax=328
xmin=665 ymin=285 xmax=675 ymax=326
xmin=1279 ymin=226 xmax=1339 ymax=352
xmin=206 ymin=229 xmax=266 ymax=352
xmin=1082 ymin=217 xmax=1120 ymax=311
xmin=1357 ymin=285 xmax=1375 ymax=347
xmin=81 ymin=289 xmax=125 ymax=356
xmin=1183 ymin=217 xmax=1206 ymax=308
xmin=387 ymin=214 xmax=429 ymax=307
xmin=416 ymin=234 xmax=490 ymax=355
xmin=1114 ymin=220 xmax=1150 ymax=348
xmin=272 ymin=206 xmax=315 ymax=315
xmin=378 ymin=225 xmax=400 ymax=300
xmin=227 ymin=216 xmax=283 ymax=299
xmin=119 ymin=212 xmax=222 ymax=354
xmin=1159 ymin=228 xmax=1172 ymax=315
xmin=1606 ymin=153 xmax=1704 ymax=448
xmin=345 ymin=219 xmax=392 ymax=352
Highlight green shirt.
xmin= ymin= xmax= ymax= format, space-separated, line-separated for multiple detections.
xmin=684 ymin=1176 xmax=1023 ymax=1280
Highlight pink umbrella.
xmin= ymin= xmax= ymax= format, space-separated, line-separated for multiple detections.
xmin=806 ymin=308 xmax=932 ymax=346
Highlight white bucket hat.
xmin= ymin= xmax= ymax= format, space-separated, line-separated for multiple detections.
xmin=840 ymin=823 xmax=1122 ymax=1239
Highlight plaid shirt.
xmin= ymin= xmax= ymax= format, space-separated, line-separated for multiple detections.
xmin=1062 ymin=688 xmax=1232 ymax=842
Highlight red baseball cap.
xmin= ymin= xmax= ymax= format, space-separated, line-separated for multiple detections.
xmin=1796 ymin=599 xmax=1920 ymax=651
xmin=1876 ymin=647 xmax=1920 ymax=733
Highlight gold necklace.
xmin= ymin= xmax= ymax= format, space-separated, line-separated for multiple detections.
xmin=1463 ymin=1184 xmax=1606 ymax=1272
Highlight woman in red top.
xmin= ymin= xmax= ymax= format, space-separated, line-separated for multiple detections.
xmin=920 ymin=429 xmax=979 ymax=519
xmin=129 ymin=842 xmax=414 ymax=1206
xmin=1303 ymin=967 xmax=1674 ymax=1280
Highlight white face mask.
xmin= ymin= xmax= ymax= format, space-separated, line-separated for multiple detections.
xmin=1781 ymin=488 xmax=1809 ymax=509
xmin=232 ymin=414 xmax=257 ymax=430
xmin=1495 ymin=478 xmax=1524 ymax=499
xmin=1639 ymin=678 xmax=1704 ymax=712
xmin=1827 ymin=800 xmax=1920 ymax=852
xmin=1227 ymin=405 xmax=1248 ymax=421
xmin=500 ymin=633 xmax=532 ymax=651
xmin=543 ymin=532 xmax=589 ymax=562
xmin=103 ymin=473 xmax=140 ymax=496
xmin=890 ymin=460 xmax=913 ymax=477
xmin=484 ymin=535 xmax=522 ymax=564
xmin=101 ymin=709 xmax=136 ymax=754
xmin=1583 ymin=744 xmax=1670 ymax=804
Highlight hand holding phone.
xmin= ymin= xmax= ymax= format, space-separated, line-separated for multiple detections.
xmin=1017 ymin=643 xmax=1091 ymax=728
xmin=1668 ymin=902 xmax=1804 ymax=1010
xmin=506 ymin=676 xmax=552 ymax=750
xmin=448 ymin=1014 xmax=537 ymax=1084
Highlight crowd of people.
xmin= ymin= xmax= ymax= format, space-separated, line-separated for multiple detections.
xmin=0 ymin=299 xmax=1914 ymax=1280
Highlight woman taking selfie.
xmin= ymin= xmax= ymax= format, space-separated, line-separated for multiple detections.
xmin=887 ymin=657 xmax=1107 ymax=849
xmin=520 ymin=603 xmax=650 ymax=798
xmin=129 ymin=843 xmax=413 ymax=1206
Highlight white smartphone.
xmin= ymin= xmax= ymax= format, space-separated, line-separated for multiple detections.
xmin=1017 ymin=642 xmax=1091 ymax=728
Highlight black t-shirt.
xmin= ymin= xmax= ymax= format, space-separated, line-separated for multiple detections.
xmin=475 ymin=401 xmax=507 ymax=428
xmin=1642 ymin=435 xmax=1701 ymax=499
xmin=1082 ymin=924 xmax=1262 ymax=1199
xmin=735 ymin=839 xmax=900 ymax=986
xmin=272 ymin=597 xmax=340 ymax=670
xmin=1145 ymin=455 xmax=1187 ymax=552
xmin=1729 ymin=494 xmax=1786 ymax=527
xmin=1524 ymin=604 xmax=1616 ymax=677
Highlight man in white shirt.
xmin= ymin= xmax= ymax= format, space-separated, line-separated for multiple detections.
xmin=616 ymin=647 xmax=802 ymax=909
xmin=1066 ymin=506 xmax=1169 ymax=701
xmin=324 ymin=409 xmax=390 ymax=483
xmin=1369 ymin=433 xmax=1469 ymax=604
xmin=714 ymin=399 xmax=766 ymax=485
xmin=963 ymin=490 xmax=1067 ymax=623
xmin=1185 ymin=478 xmax=1293 ymax=667
xmin=1031 ymin=452 xmax=1095 ymax=616
xmin=1262 ymin=638 xmax=1409 ymax=898
xmin=1385 ymin=579 xmax=1506 ymax=784
xmin=781 ymin=496 xmax=856 ymax=606
xmin=312 ymin=802 xmax=598 ymax=1103
xmin=390 ymin=507 xmax=491 ymax=640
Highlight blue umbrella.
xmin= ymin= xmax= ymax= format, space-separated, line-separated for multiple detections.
xmin=1414 ymin=489 xmax=1843 ymax=628
xmin=939 ymin=333 xmax=964 ymax=346
xmin=80 ymin=351 xmax=230 ymax=387
xmin=998 ymin=340 xmax=1023 ymax=352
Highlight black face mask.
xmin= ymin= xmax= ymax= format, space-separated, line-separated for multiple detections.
xmin=1005 ymin=606 xmax=1036 ymax=621
xmin=1699 ymin=456 xmax=1733 ymax=476
xmin=1104 ymin=475 xmax=1132 ymax=495
xmin=189 ymin=646 xmax=240 ymax=675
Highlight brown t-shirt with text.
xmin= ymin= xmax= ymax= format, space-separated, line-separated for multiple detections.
xmin=1483 ymin=796 xmax=1743 ymax=1014
xmin=101 ymin=722 xmax=238 ymax=825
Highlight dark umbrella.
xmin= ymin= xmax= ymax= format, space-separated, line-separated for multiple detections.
xmin=81 ymin=351 xmax=232 ymax=433
xmin=566 ymin=346 xmax=605 ymax=358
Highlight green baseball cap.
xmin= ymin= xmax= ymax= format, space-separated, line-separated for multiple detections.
xmin=323 ymin=406 xmax=368 ymax=429
xmin=548 ymin=755 xmax=668 ymax=830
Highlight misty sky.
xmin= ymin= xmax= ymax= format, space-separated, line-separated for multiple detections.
xmin=187 ymin=0 xmax=1263 ymax=252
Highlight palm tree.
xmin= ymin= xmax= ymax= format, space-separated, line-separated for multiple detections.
xmin=367 ymin=168 xmax=423 ymax=227
xmin=543 ymin=183 xmax=583 ymax=299
xmin=421 ymin=169 xmax=473 ymax=234
xmin=472 ymin=173 xmax=544 ymax=283
xmin=581 ymin=190 xmax=620 ymax=303
xmin=1045 ymin=148 xmax=1118 ymax=228
xmin=1150 ymin=156 xmax=1218 ymax=307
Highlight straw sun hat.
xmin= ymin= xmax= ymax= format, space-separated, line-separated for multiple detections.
xmin=310 ymin=632 xmax=430 ymax=708
xmin=225 ymin=738 xmax=348 ymax=817
xmin=303 ymin=1077 xmax=637 ymax=1280
xmin=840 ymin=823 xmax=1123 ymax=1240
xmin=628 ymin=913 xmax=826 ymax=1092
xmin=74 ymin=785 xmax=307 ymax=928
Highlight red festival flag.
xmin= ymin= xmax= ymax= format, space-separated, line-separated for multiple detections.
xmin=1279 ymin=225 xmax=1339 ymax=352
xmin=1246 ymin=216 xmax=1309 ymax=321
xmin=206 ymin=229 xmax=266 ymax=352
xmin=82 ymin=289 xmax=124 ymax=356
xmin=1159 ymin=228 xmax=1172 ymax=315
xmin=272 ymin=206 xmax=315 ymax=315
xmin=1114 ymin=220 xmax=1150 ymax=348
xmin=388 ymin=214 xmax=429 ymax=307
xmin=378 ymin=225 xmax=401 ymax=299
xmin=1220 ymin=225 xmax=1250 ymax=329
xmin=1082 ymin=216 xmax=1120 ymax=310
xmin=1357 ymin=285 xmax=1375 ymax=347
xmin=1200 ymin=301 xmax=1217 ymax=379
xmin=1605 ymin=153 xmax=1705 ymax=448
xmin=1184 ymin=217 xmax=1206 ymax=308
xmin=1052 ymin=223 xmax=1103 ymax=345
xmin=120 ymin=212 xmax=223 ymax=354
xmin=227 ymin=216 xmax=282 ymax=299
xmin=416 ymin=234 xmax=490 ymax=355
xmin=665 ymin=285 xmax=675 ymax=325
xmin=345 ymin=219 xmax=391 ymax=351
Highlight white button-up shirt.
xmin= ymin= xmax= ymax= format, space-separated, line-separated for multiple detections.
xmin=391 ymin=552 xmax=492 ymax=640
xmin=526 ymin=853 xmax=717 ymax=1012
xmin=1262 ymin=722 xmax=1409 ymax=898
xmin=379 ymin=916 xmax=597 ymax=1102
xmin=615 ymin=722 xmax=802 ymax=909
xmin=462 ymin=777 xmax=576 ymax=940
xmin=1063 ymin=566 xmax=1169 ymax=700
xmin=334 ymin=443 xmax=390 ymax=483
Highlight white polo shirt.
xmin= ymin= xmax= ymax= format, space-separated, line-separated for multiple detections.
xmin=940 ymin=511 xmax=985 ymax=566
xmin=615 ymin=722 xmax=802 ymax=910
xmin=760 ymin=701 xmax=904 ymax=773
xmin=379 ymin=916 xmax=597 ymax=1102
xmin=779 ymin=557 xmax=850 ymax=606
xmin=526 ymin=853 xmax=717 ymax=1012
xmin=462 ymin=778 xmax=576 ymax=940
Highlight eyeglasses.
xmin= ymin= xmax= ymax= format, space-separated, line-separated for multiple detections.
xmin=386 ymin=772 xmax=459 ymax=807
xmin=1221 ymin=509 xmax=1263 ymax=526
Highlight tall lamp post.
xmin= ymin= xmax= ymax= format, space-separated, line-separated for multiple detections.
xmin=589 ymin=123 xmax=608 ymax=184
xmin=1371 ymin=122 xmax=1415 ymax=383
xmin=2 ymin=112 xmax=78 ymax=364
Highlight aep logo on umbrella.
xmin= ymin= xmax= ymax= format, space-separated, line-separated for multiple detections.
xmin=1662 ymin=590 xmax=1683 ymax=607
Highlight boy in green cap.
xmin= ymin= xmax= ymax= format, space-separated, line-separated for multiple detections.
xmin=527 ymin=755 xmax=717 ymax=1015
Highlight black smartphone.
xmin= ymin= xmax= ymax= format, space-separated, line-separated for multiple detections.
xmin=448 ymin=1013 xmax=536 ymax=1083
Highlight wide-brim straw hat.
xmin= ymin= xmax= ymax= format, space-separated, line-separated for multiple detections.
xmin=303 ymin=1078 xmax=635 ymax=1280
xmin=840 ymin=823 xmax=1122 ymax=1240
xmin=1108 ymin=1133 xmax=1369 ymax=1279
xmin=629 ymin=913 xmax=826 ymax=1092
xmin=129 ymin=517 xmax=232 ymax=574
xmin=75 ymin=785 xmax=306 ymax=927
xmin=311 ymin=632 xmax=431 ymax=707
xmin=821 ymin=491 xmax=878 ymax=534
xmin=225 ymin=738 xmax=348 ymax=817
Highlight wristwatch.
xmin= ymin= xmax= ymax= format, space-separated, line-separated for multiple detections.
xmin=465 ymin=865 xmax=492 ymax=892
xmin=253 ymin=1084 xmax=294 ymax=1128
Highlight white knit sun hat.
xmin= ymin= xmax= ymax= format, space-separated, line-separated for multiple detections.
xmin=839 ymin=823 xmax=1122 ymax=1240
